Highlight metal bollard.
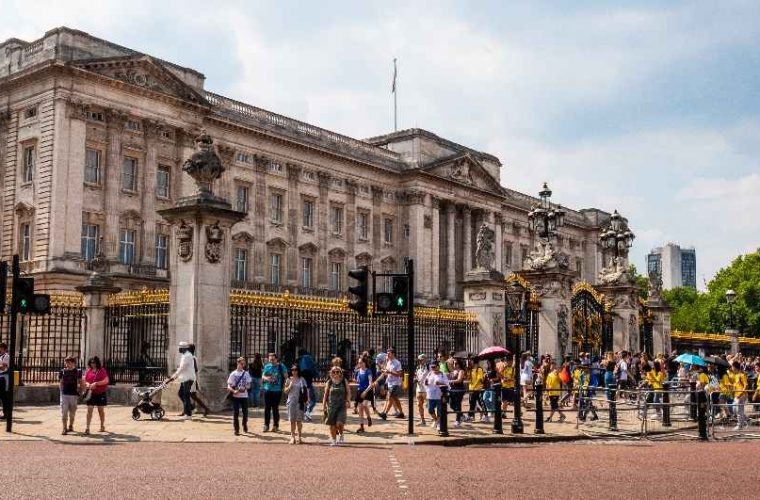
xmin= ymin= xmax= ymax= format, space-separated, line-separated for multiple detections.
xmin=608 ymin=385 xmax=618 ymax=431
xmin=689 ymin=381 xmax=697 ymax=421
xmin=662 ymin=382 xmax=671 ymax=427
xmin=492 ymin=385 xmax=503 ymax=434
xmin=534 ymin=382 xmax=545 ymax=434
xmin=697 ymin=390 xmax=708 ymax=441
xmin=438 ymin=386 xmax=450 ymax=437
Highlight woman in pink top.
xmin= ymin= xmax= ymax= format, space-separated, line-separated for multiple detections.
xmin=83 ymin=356 xmax=109 ymax=434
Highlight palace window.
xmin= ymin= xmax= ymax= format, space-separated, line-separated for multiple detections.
xmin=384 ymin=218 xmax=394 ymax=244
xmin=403 ymin=224 xmax=410 ymax=240
xmin=269 ymin=161 xmax=283 ymax=173
xmin=504 ymin=242 xmax=513 ymax=269
xmin=87 ymin=111 xmax=105 ymax=122
xmin=20 ymin=223 xmax=31 ymax=261
xmin=330 ymin=262 xmax=342 ymax=291
xmin=270 ymin=254 xmax=281 ymax=285
xmin=156 ymin=165 xmax=170 ymax=198
xmin=122 ymin=157 xmax=138 ymax=192
xmin=270 ymin=193 xmax=283 ymax=223
xmin=302 ymin=257 xmax=313 ymax=289
xmin=119 ymin=229 xmax=136 ymax=265
xmin=85 ymin=149 xmax=101 ymax=184
xmin=357 ymin=212 xmax=369 ymax=240
xmin=160 ymin=129 xmax=172 ymax=140
xmin=302 ymin=199 xmax=314 ymax=229
xmin=24 ymin=106 xmax=38 ymax=119
xmin=331 ymin=206 xmax=343 ymax=235
xmin=81 ymin=224 xmax=99 ymax=262
xmin=236 ymin=185 xmax=249 ymax=213
xmin=126 ymin=120 xmax=142 ymax=132
xmin=22 ymin=146 xmax=35 ymax=183
xmin=156 ymin=233 xmax=169 ymax=270
xmin=235 ymin=248 xmax=248 ymax=281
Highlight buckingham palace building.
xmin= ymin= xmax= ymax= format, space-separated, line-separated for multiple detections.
xmin=0 ymin=27 xmax=615 ymax=306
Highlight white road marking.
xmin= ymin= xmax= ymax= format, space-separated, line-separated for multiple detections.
xmin=388 ymin=452 xmax=409 ymax=494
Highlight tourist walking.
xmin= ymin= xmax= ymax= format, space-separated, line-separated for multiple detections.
xmin=448 ymin=359 xmax=466 ymax=427
xmin=248 ymin=353 xmax=263 ymax=408
xmin=284 ymin=364 xmax=308 ymax=444
xmin=323 ymin=366 xmax=350 ymax=446
xmin=227 ymin=357 xmax=252 ymax=436
xmin=262 ymin=352 xmax=287 ymax=432
xmin=730 ymin=361 xmax=748 ymax=430
xmin=188 ymin=344 xmax=210 ymax=417
xmin=169 ymin=341 xmax=196 ymax=420
xmin=297 ymin=348 xmax=318 ymax=420
xmin=466 ymin=356 xmax=486 ymax=422
xmin=355 ymin=357 xmax=374 ymax=433
xmin=83 ymin=356 xmax=109 ymax=434
xmin=0 ymin=342 xmax=9 ymax=420
xmin=59 ymin=355 xmax=83 ymax=434
xmin=378 ymin=348 xmax=404 ymax=420
xmin=424 ymin=362 xmax=449 ymax=430
xmin=544 ymin=362 xmax=566 ymax=423
xmin=415 ymin=354 xmax=428 ymax=426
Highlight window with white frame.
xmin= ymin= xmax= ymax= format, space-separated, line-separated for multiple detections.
xmin=330 ymin=205 xmax=343 ymax=235
xmin=126 ymin=120 xmax=142 ymax=131
xmin=384 ymin=217 xmax=393 ymax=244
xmin=302 ymin=199 xmax=314 ymax=229
xmin=270 ymin=253 xmax=281 ymax=285
xmin=119 ymin=229 xmax=136 ymax=265
xmin=504 ymin=242 xmax=513 ymax=269
xmin=85 ymin=148 xmax=101 ymax=184
xmin=235 ymin=248 xmax=248 ymax=281
xmin=357 ymin=212 xmax=369 ymax=240
xmin=20 ymin=223 xmax=31 ymax=261
xmin=22 ymin=145 xmax=35 ymax=183
xmin=156 ymin=165 xmax=170 ymax=198
xmin=236 ymin=185 xmax=249 ymax=213
xmin=81 ymin=224 xmax=99 ymax=262
xmin=330 ymin=262 xmax=342 ymax=291
xmin=302 ymin=257 xmax=313 ymax=288
xmin=122 ymin=157 xmax=138 ymax=191
xmin=270 ymin=193 xmax=283 ymax=223
xmin=156 ymin=233 xmax=169 ymax=270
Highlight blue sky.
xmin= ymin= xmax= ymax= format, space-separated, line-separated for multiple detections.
xmin=4 ymin=0 xmax=759 ymax=286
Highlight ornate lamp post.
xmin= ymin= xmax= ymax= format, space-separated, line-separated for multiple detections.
xmin=725 ymin=289 xmax=739 ymax=353
xmin=505 ymin=280 xmax=527 ymax=434
xmin=599 ymin=210 xmax=635 ymax=261
xmin=528 ymin=182 xmax=566 ymax=243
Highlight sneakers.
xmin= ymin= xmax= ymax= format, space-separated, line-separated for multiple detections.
xmin=338 ymin=433 xmax=345 ymax=444
xmin=262 ymin=425 xmax=270 ymax=433
xmin=378 ymin=413 xmax=388 ymax=420
xmin=367 ymin=416 xmax=373 ymax=427
xmin=329 ymin=439 xmax=337 ymax=447
xmin=482 ymin=416 xmax=490 ymax=423
xmin=234 ymin=430 xmax=240 ymax=436
xmin=182 ymin=415 xmax=192 ymax=421
xmin=289 ymin=437 xmax=296 ymax=444
xmin=304 ymin=414 xmax=312 ymax=422
xmin=454 ymin=421 xmax=461 ymax=428
xmin=357 ymin=426 xmax=365 ymax=433
xmin=545 ymin=417 xmax=552 ymax=423
xmin=395 ymin=413 xmax=406 ymax=419
xmin=418 ymin=420 xmax=427 ymax=427
xmin=559 ymin=414 xmax=567 ymax=423
xmin=272 ymin=426 xmax=279 ymax=433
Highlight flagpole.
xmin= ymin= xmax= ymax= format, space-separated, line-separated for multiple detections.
xmin=393 ymin=58 xmax=398 ymax=131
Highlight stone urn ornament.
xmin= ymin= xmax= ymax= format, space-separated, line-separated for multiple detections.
xmin=182 ymin=129 xmax=225 ymax=198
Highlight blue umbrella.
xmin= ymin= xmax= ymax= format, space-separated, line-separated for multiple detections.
xmin=675 ymin=353 xmax=707 ymax=367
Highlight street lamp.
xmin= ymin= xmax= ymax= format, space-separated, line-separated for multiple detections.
xmin=599 ymin=210 xmax=635 ymax=259
xmin=528 ymin=182 xmax=565 ymax=243
xmin=725 ymin=289 xmax=737 ymax=328
xmin=505 ymin=280 xmax=527 ymax=434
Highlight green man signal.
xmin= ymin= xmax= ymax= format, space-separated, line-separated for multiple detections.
xmin=375 ymin=276 xmax=409 ymax=315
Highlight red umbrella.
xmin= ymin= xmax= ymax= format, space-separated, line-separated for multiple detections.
xmin=477 ymin=346 xmax=510 ymax=361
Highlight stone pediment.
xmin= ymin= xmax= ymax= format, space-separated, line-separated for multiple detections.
xmin=70 ymin=55 xmax=208 ymax=105
xmin=421 ymin=153 xmax=503 ymax=194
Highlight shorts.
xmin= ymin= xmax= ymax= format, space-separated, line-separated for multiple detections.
xmin=427 ymin=399 xmax=441 ymax=415
xmin=549 ymin=396 xmax=559 ymax=410
xmin=520 ymin=375 xmax=531 ymax=386
xmin=355 ymin=388 xmax=374 ymax=405
xmin=501 ymin=388 xmax=515 ymax=402
xmin=388 ymin=385 xmax=402 ymax=398
xmin=87 ymin=392 xmax=107 ymax=407
xmin=60 ymin=394 xmax=78 ymax=420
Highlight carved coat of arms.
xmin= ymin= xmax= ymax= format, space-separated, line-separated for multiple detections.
xmin=177 ymin=220 xmax=193 ymax=262
xmin=205 ymin=222 xmax=224 ymax=263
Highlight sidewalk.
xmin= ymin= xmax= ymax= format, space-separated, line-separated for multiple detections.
xmin=0 ymin=399 xmax=652 ymax=446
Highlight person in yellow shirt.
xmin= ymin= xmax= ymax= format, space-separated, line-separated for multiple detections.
xmin=544 ymin=362 xmax=566 ymax=423
xmin=500 ymin=357 xmax=516 ymax=412
xmin=643 ymin=361 xmax=665 ymax=420
xmin=730 ymin=361 xmax=748 ymax=430
xmin=719 ymin=368 xmax=734 ymax=420
xmin=466 ymin=357 xmax=486 ymax=422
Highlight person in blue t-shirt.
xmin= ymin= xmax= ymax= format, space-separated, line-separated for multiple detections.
xmin=297 ymin=348 xmax=318 ymax=421
xmin=354 ymin=357 xmax=374 ymax=433
xmin=262 ymin=352 xmax=287 ymax=432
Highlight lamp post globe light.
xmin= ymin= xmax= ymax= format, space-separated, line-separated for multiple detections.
xmin=528 ymin=182 xmax=566 ymax=242
xmin=725 ymin=289 xmax=739 ymax=353
xmin=599 ymin=210 xmax=635 ymax=260
xmin=505 ymin=280 xmax=527 ymax=434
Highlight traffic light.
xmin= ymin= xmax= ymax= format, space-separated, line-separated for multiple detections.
xmin=13 ymin=276 xmax=50 ymax=314
xmin=347 ymin=266 xmax=369 ymax=317
xmin=375 ymin=276 xmax=409 ymax=315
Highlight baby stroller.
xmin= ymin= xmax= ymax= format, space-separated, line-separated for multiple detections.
xmin=132 ymin=379 xmax=169 ymax=421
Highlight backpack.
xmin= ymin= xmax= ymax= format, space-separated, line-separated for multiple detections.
xmin=559 ymin=366 xmax=570 ymax=385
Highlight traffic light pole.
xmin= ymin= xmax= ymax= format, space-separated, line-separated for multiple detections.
xmin=5 ymin=255 xmax=19 ymax=433
xmin=406 ymin=258 xmax=414 ymax=436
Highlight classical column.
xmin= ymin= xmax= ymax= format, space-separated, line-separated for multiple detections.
xmin=431 ymin=196 xmax=441 ymax=300
xmin=462 ymin=205 xmax=472 ymax=273
xmin=217 ymin=143 xmax=236 ymax=201
xmin=76 ymin=274 xmax=121 ymax=362
xmin=104 ymin=109 xmax=127 ymax=260
xmin=252 ymin=156 xmax=268 ymax=282
xmin=405 ymin=190 xmax=426 ymax=297
xmin=494 ymin=213 xmax=503 ymax=273
xmin=317 ymin=172 xmax=331 ymax=288
xmin=371 ymin=186 xmax=383 ymax=264
xmin=286 ymin=163 xmax=301 ymax=286
xmin=345 ymin=179 xmax=357 ymax=270
xmin=142 ymin=120 xmax=160 ymax=265
xmin=446 ymin=202 xmax=457 ymax=301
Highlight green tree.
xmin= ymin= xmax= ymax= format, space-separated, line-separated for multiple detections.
xmin=628 ymin=264 xmax=649 ymax=300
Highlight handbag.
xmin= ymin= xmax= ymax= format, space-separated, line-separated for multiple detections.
xmin=559 ymin=367 xmax=570 ymax=385
xmin=226 ymin=371 xmax=247 ymax=402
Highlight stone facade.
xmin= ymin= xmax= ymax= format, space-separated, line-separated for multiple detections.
xmin=0 ymin=27 xmax=612 ymax=305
